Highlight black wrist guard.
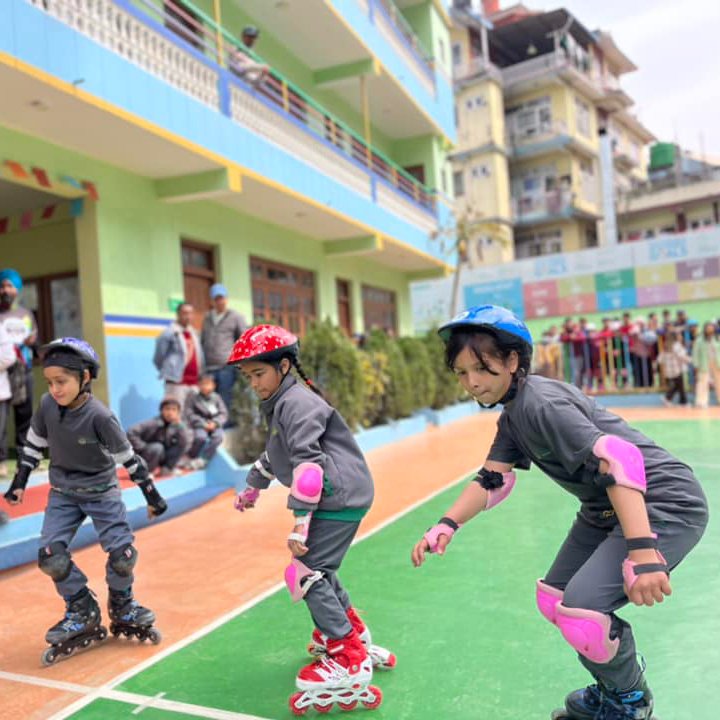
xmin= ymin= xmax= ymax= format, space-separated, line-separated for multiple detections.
xmin=474 ymin=467 xmax=504 ymax=490
xmin=129 ymin=455 xmax=150 ymax=484
xmin=437 ymin=516 xmax=460 ymax=531
xmin=3 ymin=465 xmax=31 ymax=502
xmin=139 ymin=480 xmax=168 ymax=516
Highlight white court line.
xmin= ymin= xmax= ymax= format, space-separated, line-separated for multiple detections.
xmin=23 ymin=468 xmax=475 ymax=720
xmin=0 ymin=670 xmax=270 ymax=720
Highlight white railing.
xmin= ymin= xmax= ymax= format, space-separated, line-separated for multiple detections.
xmin=502 ymin=51 xmax=601 ymax=96
xmin=371 ymin=0 xmax=436 ymax=97
xmin=229 ymin=87 xmax=372 ymax=200
xmin=28 ymin=0 xmax=220 ymax=108
xmin=505 ymin=119 xmax=569 ymax=150
xmin=512 ymin=189 xmax=573 ymax=221
xmin=452 ymin=55 xmax=500 ymax=82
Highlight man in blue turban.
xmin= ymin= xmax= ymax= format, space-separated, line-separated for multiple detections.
xmin=0 ymin=268 xmax=38 ymax=477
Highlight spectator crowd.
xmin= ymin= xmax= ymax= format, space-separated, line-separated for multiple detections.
xmin=533 ymin=308 xmax=720 ymax=408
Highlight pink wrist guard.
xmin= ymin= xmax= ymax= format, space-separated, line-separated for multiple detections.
xmin=234 ymin=486 xmax=260 ymax=511
xmin=424 ymin=518 xmax=460 ymax=553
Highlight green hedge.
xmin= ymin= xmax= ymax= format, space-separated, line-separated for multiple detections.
xmin=229 ymin=323 xmax=468 ymax=462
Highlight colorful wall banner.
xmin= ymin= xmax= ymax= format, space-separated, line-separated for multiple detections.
xmin=411 ymin=228 xmax=720 ymax=332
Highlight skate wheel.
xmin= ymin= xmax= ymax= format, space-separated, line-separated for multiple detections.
xmin=338 ymin=700 xmax=358 ymax=711
xmin=41 ymin=647 xmax=58 ymax=666
xmin=147 ymin=628 xmax=162 ymax=645
xmin=63 ymin=645 xmax=76 ymax=656
xmin=81 ymin=638 xmax=92 ymax=648
xmin=380 ymin=653 xmax=397 ymax=669
xmin=362 ymin=686 xmax=383 ymax=710
xmin=313 ymin=702 xmax=332 ymax=713
xmin=289 ymin=692 xmax=308 ymax=716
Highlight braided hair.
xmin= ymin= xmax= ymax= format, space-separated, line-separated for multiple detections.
xmin=289 ymin=355 xmax=325 ymax=400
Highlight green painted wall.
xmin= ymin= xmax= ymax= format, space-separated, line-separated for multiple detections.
xmin=0 ymin=217 xmax=77 ymax=276
xmin=0 ymin=126 xmax=416 ymax=337
xmin=392 ymin=134 xmax=446 ymax=191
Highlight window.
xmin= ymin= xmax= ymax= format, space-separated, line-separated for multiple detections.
xmin=362 ymin=285 xmax=397 ymax=335
xmin=574 ymin=96 xmax=591 ymax=138
xmin=475 ymin=95 xmax=486 ymax=107
xmin=20 ymin=272 xmax=81 ymax=350
xmin=452 ymin=42 xmax=462 ymax=67
xmin=453 ymin=170 xmax=465 ymax=197
xmin=515 ymin=230 xmax=562 ymax=259
xmin=506 ymin=96 xmax=552 ymax=139
xmin=471 ymin=164 xmax=490 ymax=178
xmin=250 ymin=257 xmax=316 ymax=336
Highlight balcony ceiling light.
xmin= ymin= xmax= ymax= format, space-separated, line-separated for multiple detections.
xmin=526 ymin=43 xmax=538 ymax=56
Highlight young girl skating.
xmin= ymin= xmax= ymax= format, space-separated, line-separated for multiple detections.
xmin=3 ymin=338 xmax=167 ymax=664
xmin=411 ymin=305 xmax=708 ymax=719
xmin=228 ymin=325 xmax=395 ymax=715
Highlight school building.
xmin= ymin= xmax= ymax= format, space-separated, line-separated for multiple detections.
xmin=0 ymin=0 xmax=456 ymax=428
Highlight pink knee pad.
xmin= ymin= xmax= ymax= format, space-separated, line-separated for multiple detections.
xmin=536 ymin=580 xmax=564 ymax=624
xmin=555 ymin=604 xmax=619 ymax=664
xmin=284 ymin=558 xmax=322 ymax=603
xmin=291 ymin=462 xmax=323 ymax=504
xmin=593 ymin=435 xmax=646 ymax=492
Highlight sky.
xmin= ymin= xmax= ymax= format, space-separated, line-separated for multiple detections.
xmin=449 ymin=0 xmax=720 ymax=157
xmin=556 ymin=0 xmax=720 ymax=158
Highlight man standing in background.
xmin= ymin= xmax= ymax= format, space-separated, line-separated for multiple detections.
xmin=0 ymin=268 xmax=37 ymax=477
xmin=201 ymin=284 xmax=246 ymax=427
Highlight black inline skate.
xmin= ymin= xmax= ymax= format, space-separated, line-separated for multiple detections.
xmin=551 ymin=675 xmax=656 ymax=719
xmin=108 ymin=589 xmax=162 ymax=644
xmin=42 ymin=588 xmax=107 ymax=666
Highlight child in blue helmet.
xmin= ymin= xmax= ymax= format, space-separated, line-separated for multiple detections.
xmin=411 ymin=305 xmax=708 ymax=720
xmin=3 ymin=338 xmax=167 ymax=663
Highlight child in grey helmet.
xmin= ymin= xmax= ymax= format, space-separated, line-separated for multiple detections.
xmin=4 ymin=337 xmax=167 ymax=663
xmin=411 ymin=305 xmax=708 ymax=720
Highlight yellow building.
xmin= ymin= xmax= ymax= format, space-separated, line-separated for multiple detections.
xmin=449 ymin=2 xmax=654 ymax=261
xmin=617 ymin=144 xmax=720 ymax=241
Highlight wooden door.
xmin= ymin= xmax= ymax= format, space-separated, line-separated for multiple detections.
xmin=181 ymin=240 xmax=215 ymax=331
xmin=336 ymin=279 xmax=352 ymax=336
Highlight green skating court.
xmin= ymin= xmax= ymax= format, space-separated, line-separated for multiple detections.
xmin=55 ymin=419 xmax=719 ymax=720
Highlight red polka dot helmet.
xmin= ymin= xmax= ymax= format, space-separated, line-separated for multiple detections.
xmin=226 ymin=324 xmax=299 ymax=365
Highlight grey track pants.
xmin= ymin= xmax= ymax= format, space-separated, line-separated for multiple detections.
xmin=543 ymin=506 xmax=707 ymax=691
xmin=298 ymin=516 xmax=360 ymax=639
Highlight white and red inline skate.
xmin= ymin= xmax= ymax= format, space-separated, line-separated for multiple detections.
xmin=290 ymin=629 xmax=383 ymax=715
xmin=308 ymin=607 xmax=396 ymax=670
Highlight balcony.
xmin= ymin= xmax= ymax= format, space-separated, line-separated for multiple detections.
xmin=21 ymin=0 xmax=437 ymax=227
xmin=505 ymin=120 xmax=596 ymax=161
xmin=501 ymin=51 xmax=604 ymax=103
xmin=512 ymin=188 xmax=599 ymax=226
xmin=452 ymin=55 xmax=503 ymax=86
xmin=372 ymin=0 xmax=436 ymax=94
xmin=596 ymin=73 xmax=633 ymax=113
xmin=237 ymin=0 xmax=452 ymax=140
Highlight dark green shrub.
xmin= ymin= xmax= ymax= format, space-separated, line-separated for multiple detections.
xmin=423 ymin=328 xmax=466 ymax=409
xmin=398 ymin=336 xmax=436 ymax=412
xmin=365 ymin=329 xmax=414 ymax=419
xmin=299 ymin=320 xmax=364 ymax=429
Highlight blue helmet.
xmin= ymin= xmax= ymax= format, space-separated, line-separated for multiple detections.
xmin=41 ymin=337 xmax=101 ymax=378
xmin=438 ymin=305 xmax=533 ymax=349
